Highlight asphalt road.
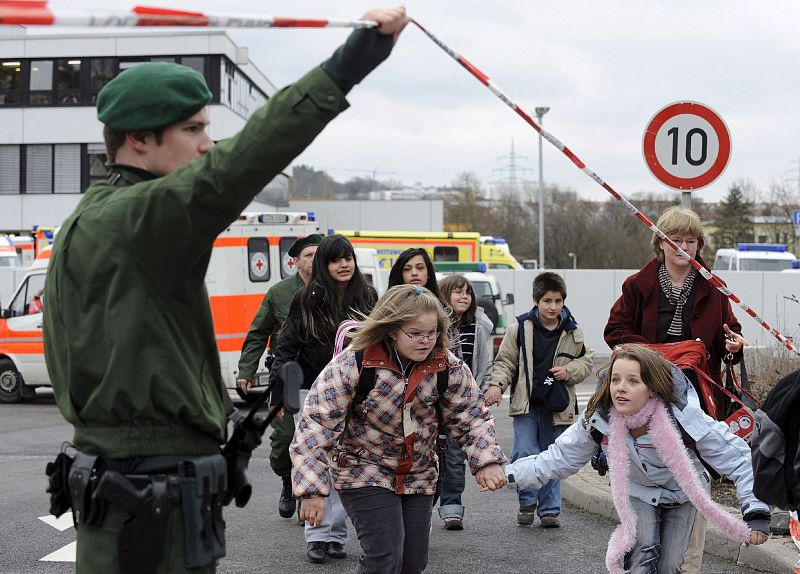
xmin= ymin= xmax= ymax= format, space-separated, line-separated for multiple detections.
xmin=0 ymin=390 xmax=766 ymax=574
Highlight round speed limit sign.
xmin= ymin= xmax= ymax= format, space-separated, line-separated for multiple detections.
xmin=642 ymin=101 xmax=731 ymax=191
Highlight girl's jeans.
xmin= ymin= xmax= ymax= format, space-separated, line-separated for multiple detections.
xmin=339 ymin=486 xmax=433 ymax=574
xmin=510 ymin=411 xmax=565 ymax=515
xmin=437 ymin=437 xmax=466 ymax=520
xmin=624 ymin=497 xmax=697 ymax=574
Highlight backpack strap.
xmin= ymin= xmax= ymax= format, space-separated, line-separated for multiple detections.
xmin=352 ymin=349 xmax=376 ymax=407
xmin=510 ymin=313 xmax=530 ymax=395
xmin=348 ymin=349 xmax=450 ymax=423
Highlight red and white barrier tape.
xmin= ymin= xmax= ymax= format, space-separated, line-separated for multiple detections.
xmin=1 ymin=2 xmax=794 ymax=355
xmin=0 ymin=2 xmax=377 ymax=28
xmin=410 ymin=18 xmax=800 ymax=357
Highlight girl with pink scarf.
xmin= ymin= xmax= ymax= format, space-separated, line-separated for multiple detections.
xmin=504 ymin=344 xmax=769 ymax=573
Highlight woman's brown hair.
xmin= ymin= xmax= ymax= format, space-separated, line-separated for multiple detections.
xmin=585 ymin=344 xmax=677 ymax=418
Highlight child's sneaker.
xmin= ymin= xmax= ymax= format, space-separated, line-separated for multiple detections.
xmin=517 ymin=504 xmax=537 ymax=526
xmin=444 ymin=517 xmax=464 ymax=530
xmin=540 ymin=514 xmax=560 ymax=528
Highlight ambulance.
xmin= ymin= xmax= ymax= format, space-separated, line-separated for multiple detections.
xmin=0 ymin=235 xmax=23 ymax=269
xmin=333 ymin=230 xmax=522 ymax=270
xmin=9 ymin=235 xmax=35 ymax=267
xmin=0 ymin=212 xmax=325 ymax=403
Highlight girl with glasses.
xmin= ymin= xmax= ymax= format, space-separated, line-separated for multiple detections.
xmin=290 ymin=284 xmax=507 ymax=574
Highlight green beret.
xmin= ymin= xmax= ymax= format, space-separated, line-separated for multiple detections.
xmin=288 ymin=234 xmax=324 ymax=257
xmin=97 ymin=62 xmax=212 ymax=131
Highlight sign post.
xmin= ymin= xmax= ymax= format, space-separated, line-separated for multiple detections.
xmin=793 ymin=209 xmax=800 ymax=239
xmin=643 ymin=101 xmax=732 ymax=208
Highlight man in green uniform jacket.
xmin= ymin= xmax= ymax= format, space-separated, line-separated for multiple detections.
xmin=236 ymin=233 xmax=321 ymax=519
xmin=43 ymin=8 xmax=408 ymax=573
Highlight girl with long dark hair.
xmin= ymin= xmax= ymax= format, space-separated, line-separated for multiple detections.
xmin=270 ymin=234 xmax=377 ymax=564
xmin=387 ymin=248 xmax=440 ymax=298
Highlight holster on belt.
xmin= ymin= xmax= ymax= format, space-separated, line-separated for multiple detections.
xmin=93 ymin=470 xmax=178 ymax=574
xmin=179 ymin=454 xmax=227 ymax=569
xmin=67 ymin=452 xmax=107 ymax=528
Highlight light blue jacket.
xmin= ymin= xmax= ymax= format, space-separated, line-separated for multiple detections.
xmin=505 ymin=366 xmax=769 ymax=517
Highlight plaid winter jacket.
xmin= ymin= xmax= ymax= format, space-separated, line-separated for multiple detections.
xmin=290 ymin=343 xmax=507 ymax=497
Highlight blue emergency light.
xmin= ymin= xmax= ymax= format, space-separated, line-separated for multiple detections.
xmin=307 ymin=212 xmax=316 ymax=221
xmin=736 ymin=243 xmax=787 ymax=252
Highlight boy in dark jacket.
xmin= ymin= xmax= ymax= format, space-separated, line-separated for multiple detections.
xmin=485 ymin=272 xmax=594 ymax=528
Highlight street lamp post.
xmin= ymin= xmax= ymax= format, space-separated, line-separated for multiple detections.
xmin=535 ymin=106 xmax=550 ymax=270
xmin=568 ymin=251 xmax=577 ymax=269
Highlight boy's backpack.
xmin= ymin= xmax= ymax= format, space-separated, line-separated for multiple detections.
xmin=511 ymin=313 xmax=578 ymax=412
xmin=349 ymin=349 xmax=450 ymax=503
xmin=751 ymin=369 xmax=800 ymax=511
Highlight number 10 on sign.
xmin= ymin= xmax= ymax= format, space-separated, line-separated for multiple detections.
xmin=643 ymin=101 xmax=731 ymax=191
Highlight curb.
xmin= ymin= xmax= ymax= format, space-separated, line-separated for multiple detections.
xmin=562 ymin=471 xmax=799 ymax=573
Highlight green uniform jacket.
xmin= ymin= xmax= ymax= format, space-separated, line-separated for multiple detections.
xmin=237 ymin=272 xmax=304 ymax=381
xmin=43 ymin=67 xmax=348 ymax=458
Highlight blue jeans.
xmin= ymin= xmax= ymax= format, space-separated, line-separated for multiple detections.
xmin=510 ymin=412 xmax=565 ymax=515
xmin=437 ymin=438 xmax=466 ymax=520
xmin=624 ymin=497 xmax=696 ymax=574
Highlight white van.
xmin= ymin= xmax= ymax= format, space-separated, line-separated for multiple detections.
xmin=713 ymin=244 xmax=798 ymax=272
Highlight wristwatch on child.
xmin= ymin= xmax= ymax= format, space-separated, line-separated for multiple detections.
xmin=506 ymin=472 xmax=519 ymax=490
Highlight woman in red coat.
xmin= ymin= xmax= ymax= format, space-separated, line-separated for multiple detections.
xmin=604 ymin=206 xmax=747 ymax=385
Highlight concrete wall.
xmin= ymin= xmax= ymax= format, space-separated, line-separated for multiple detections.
xmin=491 ymin=269 xmax=800 ymax=353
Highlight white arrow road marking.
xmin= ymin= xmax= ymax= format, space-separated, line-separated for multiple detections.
xmin=39 ymin=541 xmax=76 ymax=562
xmin=38 ymin=514 xmax=76 ymax=562
xmin=38 ymin=513 xmax=74 ymax=532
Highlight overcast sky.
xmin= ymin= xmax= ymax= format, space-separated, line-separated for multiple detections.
xmin=63 ymin=1 xmax=800 ymax=201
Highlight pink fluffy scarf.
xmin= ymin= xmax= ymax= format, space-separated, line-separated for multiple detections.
xmin=605 ymin=397 xmax=750 ymax=574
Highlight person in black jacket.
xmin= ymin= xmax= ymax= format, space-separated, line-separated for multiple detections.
xmin=270 ymin=234 xmax=376 ymax=564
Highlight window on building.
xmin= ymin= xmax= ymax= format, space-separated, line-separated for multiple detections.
xmin=87 ymin=143 xmax=109 ymax=186
xmin=0 ymin=61 xmax=23 ymax=105
xmin=181 ymin=56 xmax=205 ymax=75
xmin=90 ymin=58 xmax=115 ymax=103
xmin=0 ymin=145 xmax=21 ymax=194
xmin=56 ymin=59 xmax=82 ymax=105
xmin=29 ymin=59 xmax=54 ymax=105
xmin=54 ymin=145 xmax=81 ymax=193
xmin=25 ymin=145 xmax=53 ymax=193
xmin=119 ymin=60 xmax=149 ymax=73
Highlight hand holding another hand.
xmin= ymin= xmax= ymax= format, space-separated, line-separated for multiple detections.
xmin=476 ymin=463 xmax=507 ymax=492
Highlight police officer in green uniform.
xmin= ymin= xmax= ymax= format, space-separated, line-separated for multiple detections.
xmin=236 ymin=233 xmax=322 ymax=519
xmin=43 ymin=8 xmax=408 ymax=573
